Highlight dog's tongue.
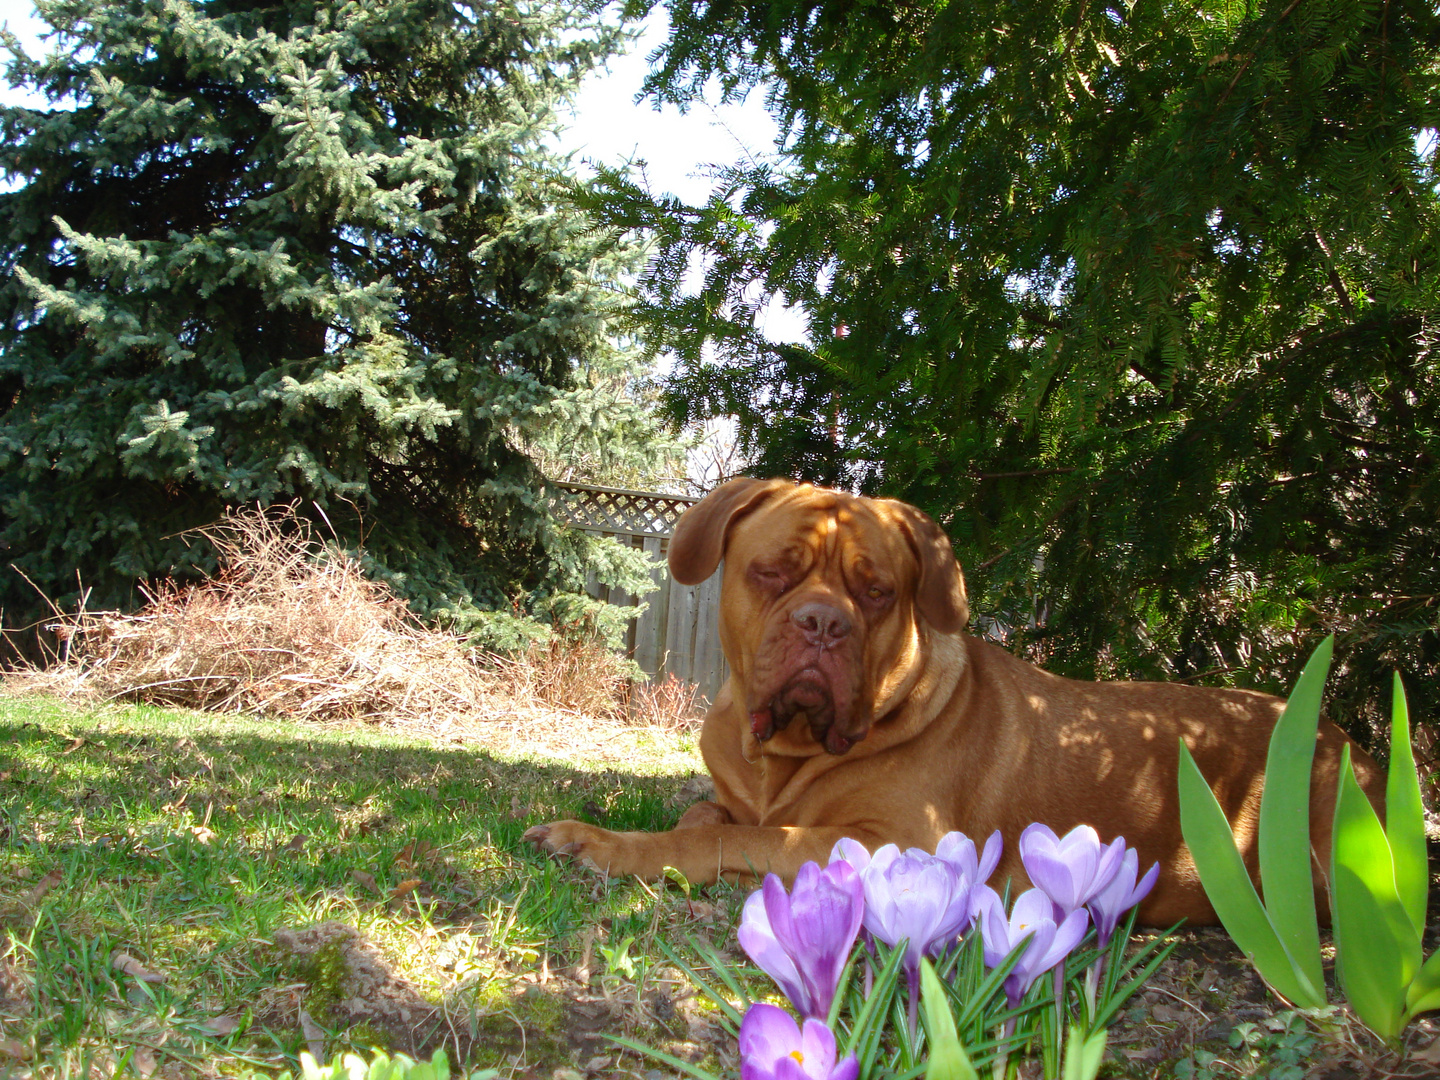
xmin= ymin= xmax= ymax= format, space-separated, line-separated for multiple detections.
xmin=749 ymin=708 xmax=775 ymax=739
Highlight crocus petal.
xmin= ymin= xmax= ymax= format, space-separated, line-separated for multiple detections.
xmin=1133 ymin=860 xmax=1160 ymax=905
xmin=1085 ymin=848 xmax=1136 ymax=943
xmin=743 ymin=862 xmax=864 ymax=1020
xmin=1090 ymin=836 xmax=1127 ymax=901
xmin=1022 ymin=847 xmax=1083 ymax=912
xmin=739 ymin=891 xmax=811 ymax=1015
xmin=799 ymin=1018 xmax=838 ymax=1075
xmin=738 ymin=1010 xmax=855 ymax=1080
xmin=739 ymin=1002 xmax=803 ymax=1079
xmin=977 ymin=830 xmax=1003 ymax=885
xmin=867 ymin=844 xmax=903 ymax=875
xmin=1050 ymin=906 xmax=1090 ymax=963
xmin=972 ymin=885 xmax=1015 ymax=968
xmin=785 ymin=861 xmax=865 ymax=1017
xmin=1018 ymin=823 xmax=1060 ymax=852
xmin=764 ymin=871 xmax=802 ymax=957
xmin=829 ymin=837 xmax=872 ymax=871
xmin=1009 ymin=886 xmax=1059 ymax=930
xmin=935 ymin=831 xmax=983 ymax=885
xmin=857 ymin=847 xmax=970 ymax=970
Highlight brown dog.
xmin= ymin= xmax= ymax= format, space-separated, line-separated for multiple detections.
xmin=526 ymin=478 xmax=1383 ymax=924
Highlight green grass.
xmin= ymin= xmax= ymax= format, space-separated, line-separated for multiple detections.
xmin=0 ymin=695 xmax=752 ymax=1079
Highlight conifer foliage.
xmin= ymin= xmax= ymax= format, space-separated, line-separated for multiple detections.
xmin=0 ymin=0 xmax=658 ymax=644
xmin=611 ymin=0 xmax=1440 ymax=732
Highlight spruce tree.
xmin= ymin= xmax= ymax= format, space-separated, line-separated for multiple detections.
xmin=0 ymin=0 xmax=662 ymax=646
xmin=611 ymin=0 xmax=1440 ymax=734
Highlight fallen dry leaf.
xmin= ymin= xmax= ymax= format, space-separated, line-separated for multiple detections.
xmin=0 ymin=1038 xmax=31 ymax=1061
xmin=389 ymin=879 xmax=421 ymax=899
xmin=21 ymin=868 xmax=63 ymax=908
xmin=130 ymin=1045 xmax=157 ymax=1078
xmin=1150 ymin=1003 xmax=1193 ymax=1024
xmin=350 ymin=869 xmax=379 ymax=894
xmin=61 ymin=737 xmax=85 ymax=754
xmin=111 ymin=952 xmax=165 ymax=984
xmin=393 ymin=840 xmax=435 ymax=869
xmin=197 ymin=1014 xmax=242 ymax=1037
xmin=187 ymin=824 xmax=217 ymax=844
xmin=1411 ymin=1037 xmax=1440 ymax=1065
xmin=298 ymin=1007 xmax=325 ymax=1059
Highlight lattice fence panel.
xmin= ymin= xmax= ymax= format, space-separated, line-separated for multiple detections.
xmin=547 ymin=480 xmax=727 ymax=702
xmin=549 ymin=482 xmax=696 ymax=538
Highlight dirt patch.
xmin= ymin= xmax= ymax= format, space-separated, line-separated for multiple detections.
xmin=267 ymin=917 xmax=733 ymax=1078
xmin=273 ymin=923 xmax=455 ymax=1057
xmin=1103 ymin=927 xmax=1440 ymax=1078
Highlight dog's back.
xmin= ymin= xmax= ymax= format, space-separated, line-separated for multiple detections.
xmin=939 ymin=637 xmax=1384 ymax=924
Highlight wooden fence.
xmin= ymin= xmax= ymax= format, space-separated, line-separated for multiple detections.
xmin=549 ymin=481 xmax=729 ymax=704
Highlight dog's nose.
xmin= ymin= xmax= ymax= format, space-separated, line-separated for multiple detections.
xmin=791 ymin=602 xmax=852 ymax=646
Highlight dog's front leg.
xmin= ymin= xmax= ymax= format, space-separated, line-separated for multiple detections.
xmin=522 ymin=820 xmax=883 ymax=886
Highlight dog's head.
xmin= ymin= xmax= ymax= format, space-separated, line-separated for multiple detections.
xmin=669 ymin=478 xmax=968 ymax=755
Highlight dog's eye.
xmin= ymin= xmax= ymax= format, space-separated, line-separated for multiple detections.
xmin=750 ymin=567 xmax=788 ymax=591
xmin=865 ymin=585 xmax=890 ymax=601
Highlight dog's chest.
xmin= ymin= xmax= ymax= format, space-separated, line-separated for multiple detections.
xmin=750 ymin=752 xmax=839 ymax=825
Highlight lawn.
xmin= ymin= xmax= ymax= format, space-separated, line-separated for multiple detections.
xmin=2 ymin=693 xmax=1436 ymax=1080
xmin=0 ymin=693 xmax=752 ymax=1080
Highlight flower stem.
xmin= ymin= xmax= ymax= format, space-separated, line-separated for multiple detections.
xmin=1085 ymin=953 xmax=1105 ymax=1024
xmin=906 ymin=962 xmax=921 ymax=1052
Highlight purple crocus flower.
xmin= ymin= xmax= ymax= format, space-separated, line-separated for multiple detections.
xmin=935 ymin=829 xmax=1004 ymax=892
xmin=973 ymin=885 xmax=1090 ymax=1007
xmin=1086 ymin=847 xmax=1160 ymax=947
xmin=738 ymin=861 xmax=865 ymax=1020
xmin=1018 ymin=823 xmax=1126 ymax=918
xmin=738 ymin=1003 xmax=859 ymax=1080
xmin=829 ymin=843 xmax=972 ymax=970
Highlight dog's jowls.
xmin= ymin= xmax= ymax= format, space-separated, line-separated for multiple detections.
xmin=526 ymin=478 xmax=1383 ymax=925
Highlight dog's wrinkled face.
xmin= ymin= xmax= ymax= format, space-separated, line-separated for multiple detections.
xmin=670 ymin=480 xmax=969 ymax=756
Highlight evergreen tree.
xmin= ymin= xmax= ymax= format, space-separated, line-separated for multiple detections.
xmin=608 ymin=0 xmax=1440 ymax=735
xmin=0 ymin=0 xmax=663 ymax=646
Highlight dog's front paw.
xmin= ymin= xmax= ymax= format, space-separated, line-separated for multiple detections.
xmin=523 ymin=820 xmax=631 ymax=876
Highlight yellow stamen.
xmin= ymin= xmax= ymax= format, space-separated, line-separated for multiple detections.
xmin=789 ymin=1050 xmax=805 ymax=1064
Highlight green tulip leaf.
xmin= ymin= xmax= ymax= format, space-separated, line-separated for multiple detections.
xmin=1256 ymin=637 xmax=1329 ymax=996
xmin=1178 ymin=740 xmax=1324 ymax=1007
xmin=1332 ymin=746 xmax=1422 ymax=963
xmin=1404 ymin=947 xmax=1440 ymax=1018
xmin=1332 ymin=863 xmax=1408 ymax=1043
xmin=920 ymin=958 xmax=978 ymax=1080
xmin=1385 ymin=674 xmax=1428 ymax=940
xmin=1062 ymin=1026 xmax=1107 ymax=1080
xmin=1332 ymin=747 xmax=1421 ymax=1044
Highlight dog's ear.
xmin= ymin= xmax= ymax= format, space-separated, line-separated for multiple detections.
xmin=669 ymin=478 xmax=791 ymax=584
xmin=888 ymin=502 xmax=969 ymax=634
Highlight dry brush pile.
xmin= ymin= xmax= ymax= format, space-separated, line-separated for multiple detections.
xmin=5 ymin=506 xmax=705 ymax=748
